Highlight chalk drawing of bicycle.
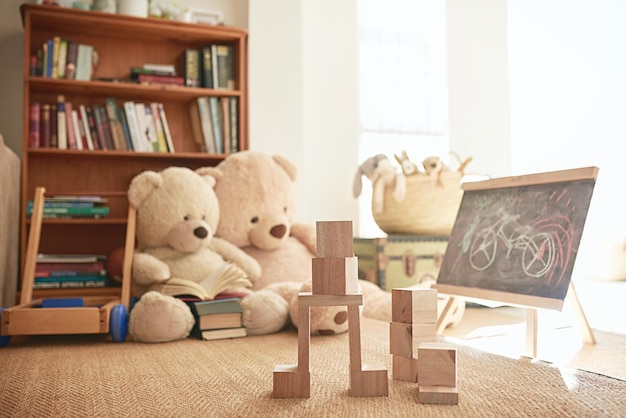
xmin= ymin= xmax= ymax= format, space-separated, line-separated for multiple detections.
xmin=468 ymin=207 xmax=556 ymax=278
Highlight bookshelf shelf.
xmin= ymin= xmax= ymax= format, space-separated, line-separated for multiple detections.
xmin=19 ymin=4 xmax=249 ymax=296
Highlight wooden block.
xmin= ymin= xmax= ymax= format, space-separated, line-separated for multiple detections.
xmin=347 ymin=305 xmax=362 ymax=371
xmin=298 ymin=304 xmax=310 ymax=371
xmin=418 ymin=385 xmax=459 ymax=405
xmin=392 ymin=288 xmax=437 ymax=324
xmin=316 ymin=221 xmax=354 ymax=258
xmin=392 ymin=355 xmax=419 ymax=382
xmin=311 ymin=256 xmax=359 ymax=295
xmin=298 ymin=292 xmax=363 ymax=307
xmin=417 ymin=342 xmax=457 ymax=387
xmin=273 ymin=364 xmax=311 ymax=398
xmin=389 ymin=322 xmax=436 ymax=358
xmin=349 ymin=363 xmax=388 ymax=397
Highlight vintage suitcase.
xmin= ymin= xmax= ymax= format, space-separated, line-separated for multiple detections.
xmin=354 ymin=235 xmax=448 ymax=291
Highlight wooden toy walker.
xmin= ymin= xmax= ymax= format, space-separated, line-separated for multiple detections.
xmin=0 ymin=187 xmax=135 ymax=346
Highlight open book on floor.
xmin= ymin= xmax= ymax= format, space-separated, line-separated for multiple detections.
xmin=149 ymin=262 xmax=252 ymax=300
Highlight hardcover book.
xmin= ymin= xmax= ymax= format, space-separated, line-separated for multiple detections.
xmin=149 ymin=262 xmax=251 ymax=301
xmin=182 ymin=48 xmax=201 ymax=88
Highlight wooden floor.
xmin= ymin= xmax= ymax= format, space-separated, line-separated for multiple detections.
xmin=440 ymin=279 xmax=626 ymax=380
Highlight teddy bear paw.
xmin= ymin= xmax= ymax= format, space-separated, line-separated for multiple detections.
xmin=129 ymin=291 xmax=195 ymax=343
xmin=240 ymin=288 xmax=290 ymax=335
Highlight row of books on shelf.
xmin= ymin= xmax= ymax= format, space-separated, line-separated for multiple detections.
xmin=183 ymin=44 xmax=235 ymax=90
xmin=189 ymin=96 xmax=240 ymax=154
xmin=27 ymin=195 xmax=110 ymax=219
xmin=34 ymin=254 xmax=110 ymax=289
xmin=30 ymin=35 xmax=236 ymax=93
xmin=31 ymin=36 xmax=96 ymax=80
xmin=29 ymin=96 xmax=174 ymax=153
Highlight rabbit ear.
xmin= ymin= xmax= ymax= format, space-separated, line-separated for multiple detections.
xmin=353 ymin=168 xmax=364 ymax=198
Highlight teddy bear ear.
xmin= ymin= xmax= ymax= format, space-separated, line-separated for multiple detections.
xmin=127 ymin=170 xmax=163 ymax=208
xmin=272 ymin=155 xmax=297 ymax=181
xmin=195 ymin=166 xmax=222 ymax=188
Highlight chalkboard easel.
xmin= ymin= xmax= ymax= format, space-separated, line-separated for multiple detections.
xmin=433 ymin=166 xmax=599 ymax=357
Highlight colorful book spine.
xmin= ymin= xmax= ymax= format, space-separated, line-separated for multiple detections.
xmin=29 ymin=101 xmax=40 ymax=148
xmin=157 ymin=103 xmax=175 ymax=152
xmin=56 ymin=95 xmax=67 ymax=149
xmin=40 ymin=103 xmax=51 ymax=148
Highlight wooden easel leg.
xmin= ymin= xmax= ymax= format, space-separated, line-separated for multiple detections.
xmin=436 ymin=296 xmax=457 ymax=335
xmin=566 ymin=282 xmax=596 ymax=345
xmin=525 ymin=308 xmax=538 ymax=358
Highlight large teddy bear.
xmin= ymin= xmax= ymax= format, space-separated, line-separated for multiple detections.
xmin=213 ymin=151 xmax=395 ymax=335
xmin=127 ymin=166 xmax=265 ymax=343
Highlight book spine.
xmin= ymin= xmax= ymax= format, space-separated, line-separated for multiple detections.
xmin=97 ymin=105 xmax=115 ymax=150
xmin=229 ymin=97 xmax=239 ymax=152
xmin=36 ymin=261 xmax=106 ymax=272
xmin=183 ymin=48 xmax=201 ymax=87
xmin=143 ymin=104 xmax=159 ymax=152
xmin=149 ymin=102 xmax=168 ymax=152
xmin=188 ymin=99 xmax=207 ymax=152
xmin=57 ymin=38 xmax=67 ymax=79
xmin=105 ymin=98 xmax=127 ymax=151
xmin=49 ymin=103 xmax=58 ymax=148
xmin=124 ymin=101 xmax=144 ymax=152
xmin=40 ymin=103 xmax=51 ymax=148
xmin=92 ymin=105 xmax=109 ymax=150
xmin=56 ymin=95 xmax=67 ymax=149
xmin=200 ymin=46 xmax=213 ymax=88
xmin=65 ymin=41 xmax=78 ymax=80
xmin=85 ymin=106 xmax=101 ymax=150
xmin=64 ymin=101 xmax=77 ymax=149
xmin=51 ymin=36 xmax=60 ymax=79
xmin=75 ymin=44 xmax=93 ymax=81
xmin=220 ymin=97 xmax=230 ymax=154
xmin=197 ymin=97 xmax=215 ymax=153
xmin=136 ymin=73 xmax=185 ymax=86
xmin=117 ymin=106 xmax=133 ymax=151
xmin=29 ymin=101 xmax=40 ymax=148
xmin=215 ymin=44 xmax=235 ymax=89
xmin=134 ymin=103 xmax=152 ymax=152
xmin=209 ymin=97 xmax=223 ymax=154
xmin=35 ymin=271 xmax=107 ymax=279
xmin=157 ymin=103 xmax=175 ymax=152
xmin=27 ymin=206 xmax=111 ymax=216
xmin=78 ymin=104 xmax=95 ymax=150
xmin=71 ymin=109 xmax=84 ymax=150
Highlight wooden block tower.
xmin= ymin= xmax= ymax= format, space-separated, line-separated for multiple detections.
xmin=417 ymin=342 xmax=458 ymax=404
xmin=390 ymin=287 xmax=459 ymax=404
xmin=273 ymin=221 xmax=388 ymax=398
xmin=390 ymin=287 xmax=437 ymax=382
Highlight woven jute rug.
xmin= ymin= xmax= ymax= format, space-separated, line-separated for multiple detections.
xmin=1 ymin=317 xmax=625 ymax=417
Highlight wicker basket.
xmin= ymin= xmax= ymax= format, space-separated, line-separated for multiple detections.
xmin=373 ymin=170 xmax=463 ymax=236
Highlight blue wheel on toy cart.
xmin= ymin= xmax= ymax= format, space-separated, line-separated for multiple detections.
xmin=0 ymin=308 xmax=11 ymax=347
xmin=110 ymin=304 xmax=128 ymax=343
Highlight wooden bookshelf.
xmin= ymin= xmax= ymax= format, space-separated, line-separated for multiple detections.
xmin=19 ymin=4 xmax=248 ymax=296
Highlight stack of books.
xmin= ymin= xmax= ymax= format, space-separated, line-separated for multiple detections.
xmin=34 ymin=254 xmax=108 ymax=289
xmin=27 ymin=195 xmax=110 ymax=219
xmin=182 ymin=296 xmax=247 ymax=341
xmin=130 ymin=64 xmax=184 ymax=87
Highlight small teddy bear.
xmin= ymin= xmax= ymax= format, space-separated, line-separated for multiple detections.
xmin=127 ymin=166 xmax=262 ymax=343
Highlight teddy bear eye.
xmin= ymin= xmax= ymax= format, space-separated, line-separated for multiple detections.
xmin=251 ymin=216 xmax=259 ymax=223
xmin=184 ymin=215 xmax=189 ymax=221
xmin=202 ymin=215 xmax=206 ymax=220
xmin=283 ymin=207 xmax=287 ymax=213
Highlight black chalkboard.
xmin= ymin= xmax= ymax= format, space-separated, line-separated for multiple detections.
xmin=434 ymin=167 xmax=599 ymax=311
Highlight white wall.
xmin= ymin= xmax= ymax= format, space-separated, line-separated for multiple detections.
xmin=446 ymin=0 xmax=511 ymax=178
xmin=249 ymin=0 xmax=360 ymax=228
xmin=508 ymin=0 xmax=626 ymax=280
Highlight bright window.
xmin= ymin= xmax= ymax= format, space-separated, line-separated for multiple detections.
xmin=357 ymin=0 xmax=448 ymax=237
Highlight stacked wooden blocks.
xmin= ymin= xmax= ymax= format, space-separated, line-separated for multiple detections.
xmin=390 ymin=287 xmax=459 ymax=405
xmin=273 ymin=221 xmax=388 ymax=398
xmin=417 ymin=342 xmax=458 ymax=404
xmin=390 ymin=288 xmax=437 ymax=382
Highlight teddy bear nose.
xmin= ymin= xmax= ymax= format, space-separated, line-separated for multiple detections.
xmin=270 ymin=224 xmax=287 ymax=239
xmin=194 ymin=226 xmax=208 ymax=239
